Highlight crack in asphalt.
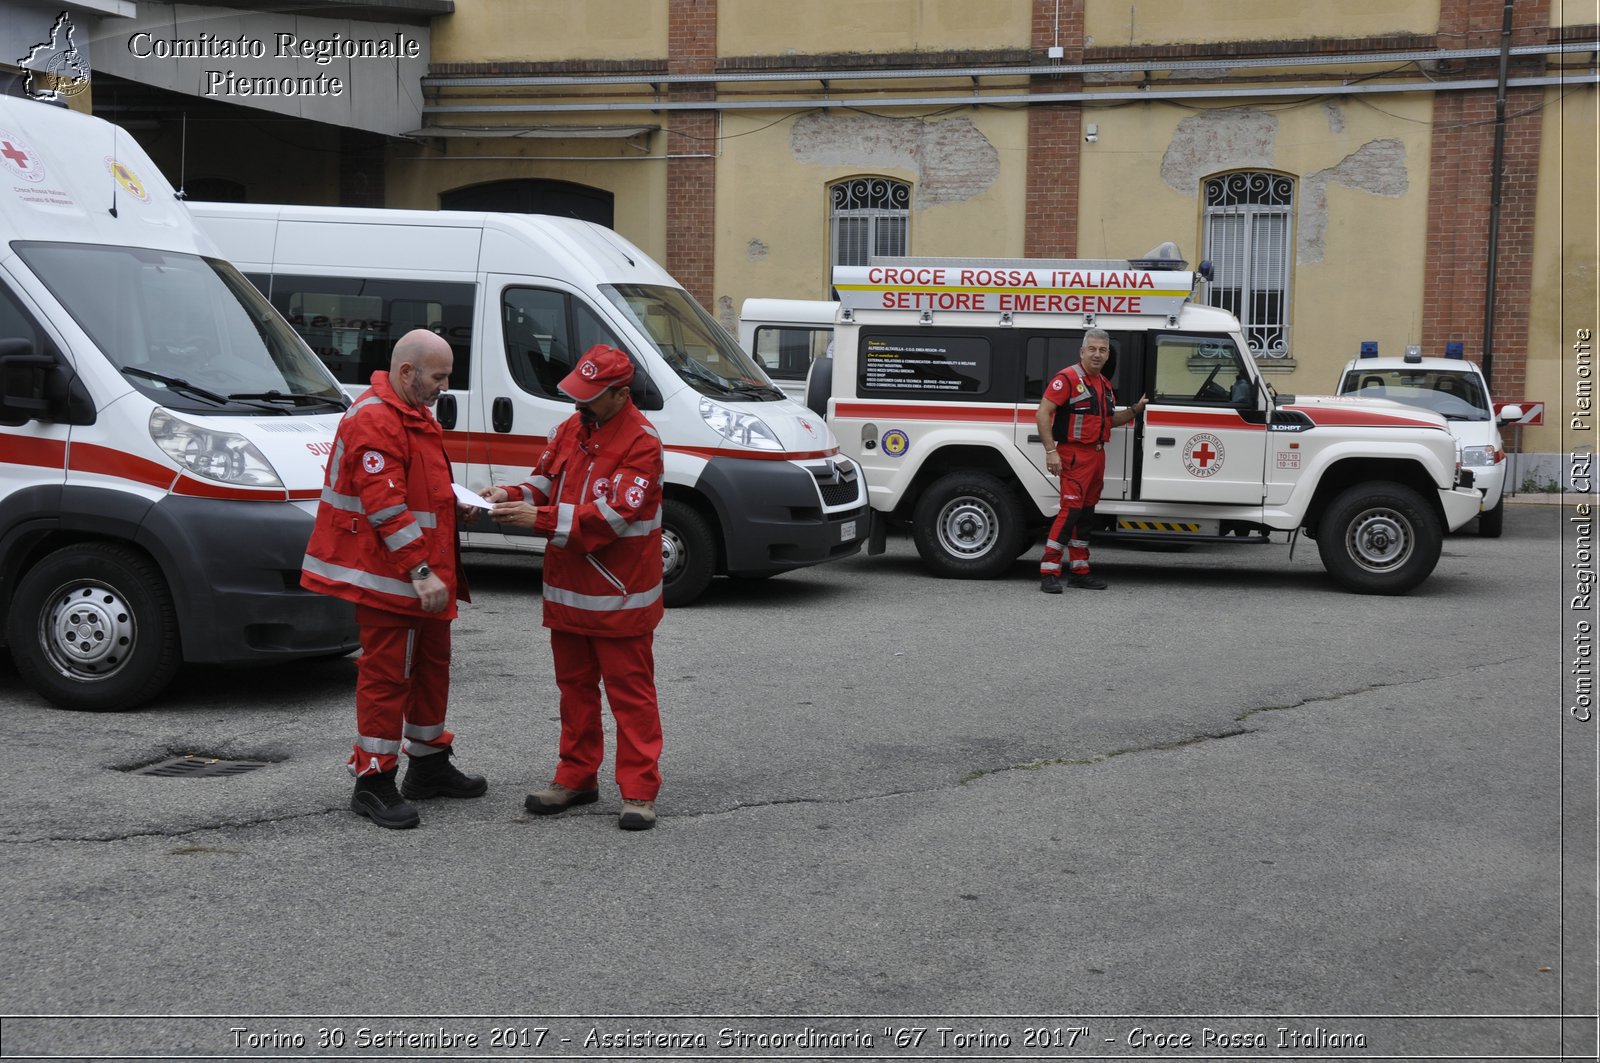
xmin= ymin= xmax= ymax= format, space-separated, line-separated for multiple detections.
xmin=3 ymin=654 xmax=1538 ymax=839
xmin=0 ymin=806 xmax=343 ymax=846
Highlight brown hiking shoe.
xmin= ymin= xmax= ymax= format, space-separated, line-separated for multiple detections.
xmin=524 ymin=783 xmax=599 ymax=816
xmin=619 ymin=799 xmax=657 ymax=831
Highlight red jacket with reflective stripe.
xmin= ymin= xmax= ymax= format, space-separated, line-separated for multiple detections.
xmin=507 ymin=402 xmax=664 ymax=638
xmin=300 ymin=372 xmax=465 ymax=619
xmin=1046 ymin=364 xmax=1117 ymax=444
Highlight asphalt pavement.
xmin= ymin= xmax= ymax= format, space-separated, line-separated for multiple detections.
xmin=0 ymin=504 xmax=1592 ymax=1061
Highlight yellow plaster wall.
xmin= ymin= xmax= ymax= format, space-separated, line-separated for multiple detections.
xmin=712 ymin=106 xmax=1029 ymax=316
xmin=1524 ymin=85 xmax=1599 ymax=457
xmin=719 ymin=0 xmax=1030 ymax=56
xmin=432 ymin=0 xmax=668 ymax=63
xmin=1084 ymin=0 xmax=1437 ymax=46
xmin=1079 ymin=94 xmax=1433 ymax=390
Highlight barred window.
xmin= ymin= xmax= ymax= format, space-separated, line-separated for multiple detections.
xmin=1203 ymin=172 xmax=1293 ymax=360
xmin=830 ymin=177 xmax=910 ymax=271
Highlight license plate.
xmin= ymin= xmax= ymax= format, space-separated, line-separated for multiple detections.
xmin=841 ymin=520 xmax=857 ymax=542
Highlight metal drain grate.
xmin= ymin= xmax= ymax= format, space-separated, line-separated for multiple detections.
xmin=129 ymin=755 xmax=272 ymax=778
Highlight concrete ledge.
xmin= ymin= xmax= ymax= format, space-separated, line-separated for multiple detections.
xmin=1504 ymin=493 xmax=1596 ymax=507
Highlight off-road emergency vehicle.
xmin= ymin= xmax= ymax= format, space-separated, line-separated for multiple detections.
xmin=819 ymin=253 xmax=1484 ymax=595
xmin=0 ymin=97 xmax=357 ymax=711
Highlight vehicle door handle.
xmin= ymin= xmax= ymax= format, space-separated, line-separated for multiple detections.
xmin=436 ymin=393 xmax=458 ymax=430
xmin=492 ymin=396 xmax=513 ymax=433
xmin=1155 ymin=436 xmax=1176 ymax=446
xmin=1027 ymin=433 xmax=1042 ymax=443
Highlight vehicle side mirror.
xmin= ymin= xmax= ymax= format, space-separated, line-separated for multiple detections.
xmin=1497 ymin=404 xmax=1524 ymax=424
xmin=0 ymin=337 xmax=95 ymax=427
xmin=630 ymin=369 xmax=664 ymax=412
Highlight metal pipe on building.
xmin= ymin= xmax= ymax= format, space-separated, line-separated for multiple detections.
xmin=1482 ymin=0 xmax=1517 ymax=387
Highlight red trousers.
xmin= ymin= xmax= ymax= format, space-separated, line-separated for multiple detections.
xmin=549 ymin=629 xmax=662 ymax=801
xmin=350 ymin=605 xmax=455 ymax=777
xmin=1041 ymin=442 xmax=1106 ymax=577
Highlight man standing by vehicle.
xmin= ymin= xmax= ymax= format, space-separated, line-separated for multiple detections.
xmin=483 ymin=345 xmax=666 ymax=832
xmin=1036 ymin=328 xmax=1147 ymax=594
xmin=302 ymin=329 xmax=487 ymax=829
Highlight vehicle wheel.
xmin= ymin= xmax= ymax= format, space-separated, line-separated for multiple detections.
xmin=6 ymin=543 xmax=180 ymax=711
xmin=1477 ymin=494 xmax=1505 ymax=538
xmin=661 ymin=499 xmax=716 ymax=607
xmin=1315 ymin=481 xmax=1443 ymax=595
xmin=911 ymin=472 xmax=1027 ymax=579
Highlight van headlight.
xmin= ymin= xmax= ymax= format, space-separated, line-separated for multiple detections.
xmin=149 ymin=409 xmax=284 ymax=487
xmin=1460 ymin=445 xmax=1501 ymax=467
xmin=699 ymin=397 xmax=782 ymax=450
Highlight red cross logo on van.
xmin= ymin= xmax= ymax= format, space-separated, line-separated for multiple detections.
xmin=0 ymin=130 xmax=44 ymax=182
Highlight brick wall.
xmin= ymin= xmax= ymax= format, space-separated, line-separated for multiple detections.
xmin=667 ymin=0 xmax=717 ymax=305
xmin=1422 ymin=0 xmax=1551 ymax=396
xmin=1025 ymin=0 xmax=1083 ymax=257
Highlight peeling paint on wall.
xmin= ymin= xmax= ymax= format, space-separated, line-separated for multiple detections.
xmin=789 ymin=112 xmax=997 ymax=206
xmin=1299 ymin=139 xmax=1408 ymax=263
xmin=746 ymin=238 xmax=770 ymax=260
xmin=1161 ymin=110 xmax=1278 ymax=195
xmin=1322 ymin=99 xmax=1346 ymax=134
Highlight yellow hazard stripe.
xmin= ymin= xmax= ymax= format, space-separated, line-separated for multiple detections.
xmin=1117 ymin=520 xmax=1203 ymax=533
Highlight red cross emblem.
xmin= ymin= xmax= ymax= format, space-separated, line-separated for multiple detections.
xmin=1 ymin=141 xmax=29 ymax=169
xmin=1191 ymin=442 xmax=1217 ymax=467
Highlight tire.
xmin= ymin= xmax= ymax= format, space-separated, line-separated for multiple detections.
xmin=6 ymin=543 xmax=181 ymax=711
xmin=1315 ymin=481 xmax=1443 ymax=595
xmin=1477 ymin=494 xmax=1505 ymax=538
xmin=661 ymin=498 xmax=716 ymax=607
xmin=911 ymin=471 xmax=1027 ymax=579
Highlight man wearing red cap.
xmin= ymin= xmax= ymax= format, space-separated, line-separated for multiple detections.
xmin=482 ymin=344 xmax=667 ymax=831
xmin=302 ymin=329 xmax=487 ymax=830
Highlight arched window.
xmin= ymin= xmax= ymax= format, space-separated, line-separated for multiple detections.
xmin=1202 ymin=171 xmax=1293 ymax=359
xmin=830 ymin=177 xmax=910 ymax=270
xmin=440 ymin=179 xmax=614 ymax=228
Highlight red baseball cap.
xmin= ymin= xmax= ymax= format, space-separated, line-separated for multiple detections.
xmin=558 ymin=344 xmax=636 ymax=402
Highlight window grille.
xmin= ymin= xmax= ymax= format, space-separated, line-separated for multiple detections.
xmin=1203 ymin=172 xmax=1293 ymax=359
xmin=830 ymin=178 xmax=910 ymax=270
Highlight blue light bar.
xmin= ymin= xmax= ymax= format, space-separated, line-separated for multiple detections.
xmin=1359 ymin=341 xmax=1378 ymax=358
xmin=1444 ymin=341 xmax=1464 ymax=359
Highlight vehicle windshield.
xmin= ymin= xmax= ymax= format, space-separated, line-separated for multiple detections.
xmin=600 ymin=283 xmax=785 ymax=401
xmin=1338 ymin=367 xmax=1490 ymax=421
xmin=15 ymin=242 xmax=346 ymax=415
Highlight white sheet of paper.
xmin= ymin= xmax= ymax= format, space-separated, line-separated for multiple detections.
xmin=453 ymin=483 xmax=494 ymax=510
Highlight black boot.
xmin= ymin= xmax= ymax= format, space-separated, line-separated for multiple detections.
xmin=351 ymin=769 xmax=420 ymax=829
xmin=401 ymin=747 xmax=488 ymax=800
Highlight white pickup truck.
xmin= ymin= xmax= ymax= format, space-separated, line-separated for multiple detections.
xmin=814 ymin=254 xmax=1483 ymax=594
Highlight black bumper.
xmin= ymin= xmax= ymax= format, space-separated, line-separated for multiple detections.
xmin=696 ymin=457 xmax=869 ymax=576
xmin=136 ymin=496 xmax=358 ymax=664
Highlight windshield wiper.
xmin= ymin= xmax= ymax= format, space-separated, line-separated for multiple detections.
xmin=722 ymin=383 xmax=785 ymax=400
xmin=122 ymin=366 xmax=232 ymax=406
xmin=229 ymin=390 xmax=349 ymax=411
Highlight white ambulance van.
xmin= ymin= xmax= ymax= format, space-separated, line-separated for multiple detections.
xmin=737 ymin=298 xmax=836 ymax=404
xmin=823 ymin=253 xmax=1484 ymax=595
xmin=189 ymin=204 xmax=870 ymax=606
xmin=0 ymin=96 xmax=358 ymax=711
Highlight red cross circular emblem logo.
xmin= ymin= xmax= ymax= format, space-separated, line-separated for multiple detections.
xmin=362 ymin=450 xmax=384 ymax=474
xmin=579 ymin=360 xmax=598 ymax=379
xmin=0 ymin=130 xmax=44 ymax=183
xmin=1182 ymin=433 xmax=1225 ymax=478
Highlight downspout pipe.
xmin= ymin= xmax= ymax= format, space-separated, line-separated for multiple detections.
xmin=1482 ymin=0 xmax=1516 ymax=387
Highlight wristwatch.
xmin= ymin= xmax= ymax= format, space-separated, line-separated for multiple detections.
xmin=409 ymin=563 xmax=431 ymax=581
